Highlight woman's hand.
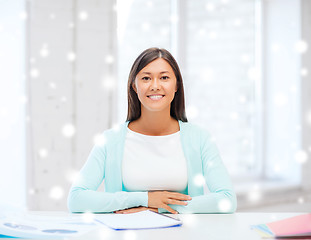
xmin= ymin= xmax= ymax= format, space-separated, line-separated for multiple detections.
xmin=148 ymin=191 xmax=192 ymax=214
xmin=115 ymin=207 xmax=158 ymax=214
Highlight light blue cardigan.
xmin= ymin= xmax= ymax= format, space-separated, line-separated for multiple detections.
xmin=67 ymin=121 xmax=237 ymax=213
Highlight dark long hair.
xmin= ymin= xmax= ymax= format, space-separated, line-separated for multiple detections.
xmin=126 ymin=48 xmax=187 ymax=122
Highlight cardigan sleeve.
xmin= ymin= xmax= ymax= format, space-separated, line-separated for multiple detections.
xmin=159 ymin=129 xmax=237 ymax=214
xmin=67 ymin=143 xmax=148 ymax=213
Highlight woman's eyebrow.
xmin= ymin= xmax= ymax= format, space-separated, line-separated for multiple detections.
xmin=141 ymin=71 xmax=170 ymax=74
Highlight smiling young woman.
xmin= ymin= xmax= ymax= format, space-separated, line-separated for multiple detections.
xmin=67 ymin=48 xmax=237 ymax=214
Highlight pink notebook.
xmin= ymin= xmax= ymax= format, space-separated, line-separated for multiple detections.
xmin=267 ymin=214 xmax=311 ymax=237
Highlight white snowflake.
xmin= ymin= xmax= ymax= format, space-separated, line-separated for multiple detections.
xmin=183 ymin=214 xmax=198 ymax=226
xmin=40 ymin=45 xmax=50 ymax=58
xmin=62 ymin=123 xmax=76 ymax=138
xmin=60 ymin=96 xmax=67 ymax=102
xmin=93 ymin=134 xmax=106 ymax=146
xmin=193 ymin=174 xmax=205 ymax=187
xmin=49 ymin=186 xmax=64 ymax=200
xmin=102 ymin=76 xmax=116 ymax=90
xmin=294 ymin=150 xmax=308 ymax=164
xmin=30 ymin=68 xmax=39 ymax=78
xmin=79 ymin=11 xmax=88 ymax=21
xmin=186 ymin=105 xmax=199 ymax=120
xmin=297 ymin=197 xmax=304 ymax=204
xmin=19 ymin=11 xmax=28 ymax=20
xmin=66 ymin=169 xmax=79 ymax=183
xmin=82 ymin=212 xmax=95 ymax=223
xmin=67 ymin=52 xmax=76 ymax=62
xmin=68 ymin=22 xmax=75 ymax=28
xmin=105 ymin=55 xmax=114 ymax=64
xmin=206 ymin=3 xmax=215 ymax=12
xmin=294 ymin=40 xmax=308 ymax=54
xmin=218 ymin=199 xmax=232 ymax=212
xmin=247 ymin=185 xmax=262 ymax=202
xmin=49 ymin=82 xmax=56 ymax=89
xmin=38 ymin=148 xmax=48 ymax=158
xmin=301 ymin=68 xmax=308 ymax=76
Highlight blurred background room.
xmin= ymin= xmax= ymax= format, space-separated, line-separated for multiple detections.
xmin=0 ymin=0 xmax=310 ymax=212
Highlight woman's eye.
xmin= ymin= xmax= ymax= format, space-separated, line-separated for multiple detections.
xmin=142 ymin=77 xmax=150 ymax=80
xmin=161 ymin=76 xmax=169 ymax=80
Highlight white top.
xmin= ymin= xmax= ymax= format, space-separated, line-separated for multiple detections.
xmin=122 ymin=127 xmax=188 ymax=192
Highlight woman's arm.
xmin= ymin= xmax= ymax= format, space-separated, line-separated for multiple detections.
xmin=67 ymin=144 xmax=148 ymax=213
xmin=159 ymin=130 xmax=237 ymax=214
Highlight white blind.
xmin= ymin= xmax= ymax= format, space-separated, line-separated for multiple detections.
xmin=184 ymin=0 xmax=257 ymax=176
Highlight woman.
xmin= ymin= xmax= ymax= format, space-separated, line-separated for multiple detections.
xmin=67 ymin=48 xmax=237 ymax=214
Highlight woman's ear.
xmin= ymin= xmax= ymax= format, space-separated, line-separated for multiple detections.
xmin=132 ymin=81 xmax=137 ymax=93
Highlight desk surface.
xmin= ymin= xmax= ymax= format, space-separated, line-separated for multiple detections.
xmin=1 ymin=212 xmax=307 ymax=240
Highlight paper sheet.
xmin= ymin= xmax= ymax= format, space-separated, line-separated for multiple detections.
xmin=0 ymin=213 xmax=100 ymax=239
xmin=95 ymin=210 xmax=182 ymax=230
xmin=251 ymin=214 xmax=311 ymax=238
xmin=267 ymin=213 xmax=311 ymax=236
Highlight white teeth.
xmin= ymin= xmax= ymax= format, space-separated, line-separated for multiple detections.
xmin=148 ymin=95 xmax=163 ymax=100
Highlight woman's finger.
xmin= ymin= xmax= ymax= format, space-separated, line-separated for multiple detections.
xmin=167 ymin=198 xmax=188 ymax=206
xmin=166 ymin=192 xmax=192 ymax=201
xmin=162 ymin=204 xmax=178 ymax=214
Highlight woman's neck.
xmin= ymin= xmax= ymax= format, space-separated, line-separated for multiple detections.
xmin=129 ymin=111 xmax=179 ymax=136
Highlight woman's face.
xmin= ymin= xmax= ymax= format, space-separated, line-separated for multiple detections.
xmin=133 ymin=58 xmax=177 ymax=114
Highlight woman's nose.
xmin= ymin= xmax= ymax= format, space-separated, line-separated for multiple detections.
xmin=150 ymin=78 xmax=160 ymax=90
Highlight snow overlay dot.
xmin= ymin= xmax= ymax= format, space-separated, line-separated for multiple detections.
xmin=62 ymin=123 xmax=76 ymax=138
xmin=93 ymin=134 xmax=106 ymax=146
xmin=218 ymin=199 xmax=232 ymax=212
xmin=38 ymin=148 xmax=48 ymax=158
xmin=79 ymin=11 xmax=88 ymax=21
xmin=194 ymin=174 xmax=205 ymax=187
xmin=49 ymin=186 xmax=64 ymax=200
xmin=67 ymin=52 xmax=76 ymax=62
xmin=294 ymin=150 xmax=308 ymax=164
xmin=295 ymin=40 xmax=308 ymax=54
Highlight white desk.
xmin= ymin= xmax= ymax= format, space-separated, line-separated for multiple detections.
xmin=1 ymin=212 xmax=306 ymax=240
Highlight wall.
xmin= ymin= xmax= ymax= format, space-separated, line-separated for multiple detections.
xmin=301 ymin=0 xmax=311 ymax=192
xmin=26 ymin=0 xmax=117 ymax=210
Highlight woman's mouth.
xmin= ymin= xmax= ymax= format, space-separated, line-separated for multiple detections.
xmin=147 ymin=94 xmax=164 ymax=100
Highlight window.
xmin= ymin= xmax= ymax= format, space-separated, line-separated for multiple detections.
xmin=116 ymin=0 xmax=302 ymax=184
xmin=184 ymin=0 xmax=258 ymax=178
xmin=0 ymin=0 xmax=26 ymax=208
